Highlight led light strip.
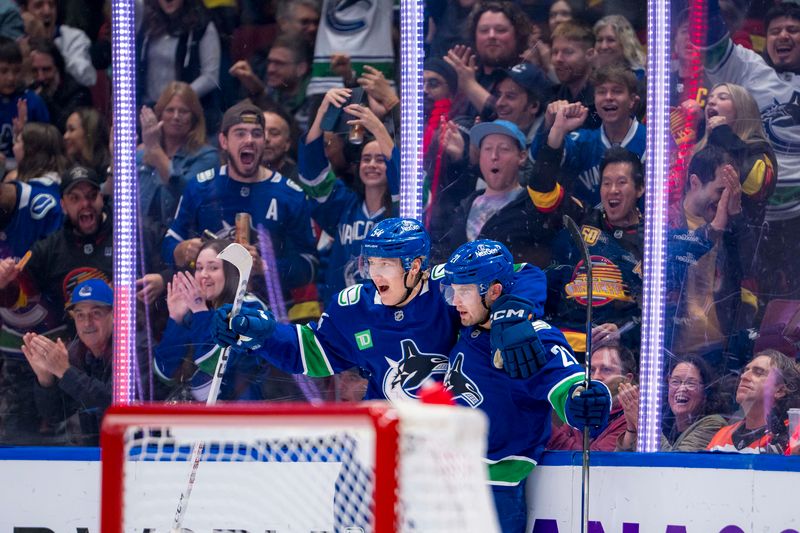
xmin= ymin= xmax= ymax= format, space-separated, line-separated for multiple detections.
xmin=639 ymin=0 xmax=671 ymax=452
xmin=111 ymin=0 xmax=136 ymax=405
xmin=399 ymin=0 xmax=424 ymax=220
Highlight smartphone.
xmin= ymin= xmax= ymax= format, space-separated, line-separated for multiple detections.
xmin=321 ymin=87 xmax=368 ymax=134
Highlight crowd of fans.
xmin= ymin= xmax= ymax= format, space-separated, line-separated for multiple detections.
xmin=0 ymin=0 xmax=797 ymax=457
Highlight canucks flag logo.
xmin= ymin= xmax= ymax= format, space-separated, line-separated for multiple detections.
xmin=444 ymin=352 xmax=483 ymax=408
xmin=382 ymin=339 xmax=448 ymax=402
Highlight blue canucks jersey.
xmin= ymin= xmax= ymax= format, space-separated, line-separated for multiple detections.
xmin=162 ymin=166 xmax=317 ymax=289
xmin=0 ymin=175 xmax=62 ymax=260
xmin=253 ymin=263 xmax=547 ymax=402
xmin=298 ymin=136 xmax=401 ymax=303
xmin=530 ymin=119 xmax=646 ymax=208
xmin=444 ymin=321 xmax=584 ymax=485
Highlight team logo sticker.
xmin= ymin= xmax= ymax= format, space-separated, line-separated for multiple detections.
xmin=444 ymin=352 xmax=483 ymax=408
xmin=382 ymin=339 xmax=447 ymax=401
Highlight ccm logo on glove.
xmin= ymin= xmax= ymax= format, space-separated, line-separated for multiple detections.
xmin=492 ymin=308 xmax=530 ymax=320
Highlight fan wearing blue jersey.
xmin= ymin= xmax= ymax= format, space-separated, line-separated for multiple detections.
xmin=210 ymin=217 xmax=549 ymax=403
xmin=529 ymin=62 xmax=645 ymax=210
xmin=441 ymin=240 xmax=610 ymax=533
xmin=162 ymin=101 xmax=317 ymax=294
xmin=298 ymin=87 xmax=400 ymax=303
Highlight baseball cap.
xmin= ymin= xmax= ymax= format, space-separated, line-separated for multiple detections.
xmin=221 ymin=101 xmax=266 ymax=133
xmin=469 ymin=119 xmax=528 ymax=149
xmin=68 ymin=278 xmax=113 ymax=309
xmin=498 ymin=62 xmax=552 ymax=97
xmin=60 ymin=165 xmax=102 ymax=195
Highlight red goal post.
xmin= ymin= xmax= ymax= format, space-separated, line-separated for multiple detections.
xmin=101 ymin=402 xmax=500 ymax=532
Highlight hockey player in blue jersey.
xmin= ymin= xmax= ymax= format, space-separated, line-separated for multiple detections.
xmin=530 ymin=62 xmax=645 ymax=210
xmin=162 ymin=101 xmax=317 ymax=292
xmin=210 ymin=217 xmax=548 ymax=403
xmin=441 ymin=239 xmax=611 ymax=532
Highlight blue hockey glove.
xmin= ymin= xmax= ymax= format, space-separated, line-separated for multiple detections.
xmin=564 ymin=380 xmax=611 ymax=437
xmin=212 ymin=303 xmax=276 ymax=351
xmin=490 ymin=294 xmax=548 ymax=379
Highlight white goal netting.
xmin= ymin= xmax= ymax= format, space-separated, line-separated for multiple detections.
xmin=101 ymin=402 xmax=500 ymax=533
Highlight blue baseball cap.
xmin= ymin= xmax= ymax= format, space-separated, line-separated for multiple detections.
xmin=68 ymin=279 xmax=113 ymax=309
xmin=469 ymin=119 xmax=528 ymax=150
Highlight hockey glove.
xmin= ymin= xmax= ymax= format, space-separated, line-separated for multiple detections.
xmin=212 ymin=303 xmax=276 ymax=351
xmin=489 ymin=294 xmax=549 ymax=379
xmin=564 ymin=380 xmax=612 ymax=437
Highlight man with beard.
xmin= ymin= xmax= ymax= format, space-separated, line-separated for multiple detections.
xmin=549 ymin=21 xmax=600 ymax=129
xmin=444 ymin=1 xmax=532 ymax=120
xmin=440 ymin=239 xmax=609 ymax=532
xmin=229 ymin=34 xmax=312 ymax=131
xmin=257 ymin=102 xmax=299 ymax=184
xmin=0 ymin=166 xmax=112 ymax=444
xmin=163 ymin=101 xmax=317 ymax=294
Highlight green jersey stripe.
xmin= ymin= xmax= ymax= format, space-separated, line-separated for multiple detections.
xmin=548 ymin=372 xmax=585 ymax=423
xmin=485 ymin=456 xmax=537 ymax=485
xmin=297 ymin=325 xmax=334 ymax=377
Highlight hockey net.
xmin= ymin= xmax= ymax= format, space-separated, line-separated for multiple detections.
xmin=101 ymin=402 xmax=500 ymax=533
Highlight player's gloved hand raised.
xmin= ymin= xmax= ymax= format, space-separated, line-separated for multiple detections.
xmin=564 ymin=380 xmax=612 ymax=437
xmin=212 ymin=302 xmax=276 ymax=351
xmin=489 ymin=294 xmax=548 ymax=379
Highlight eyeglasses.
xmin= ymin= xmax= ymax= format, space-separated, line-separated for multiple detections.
xmin=72 ymin=307 xmax=111 ymax=322
xmin=668 ymin=378 xmax=703 ymax=391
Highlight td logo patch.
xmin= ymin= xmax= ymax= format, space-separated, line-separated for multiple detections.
xmin=355 ymin=329 xmax=373 ymax=350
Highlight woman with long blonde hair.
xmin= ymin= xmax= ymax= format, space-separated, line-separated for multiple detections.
xmin=593 ymin=15 xmax=646 ymax=78
xmin=694 ymin=82 xmax=777 ymax=227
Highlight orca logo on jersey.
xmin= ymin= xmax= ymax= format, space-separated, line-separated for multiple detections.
xmin=444 ymin=352 xmax=483 ymax=408
xmin=326 ymin=0 xmax=372 ymax=33
xmin=30 ymin=193 xmax=57 ymax=220
xmin=762 ymin=93 xmax=800 ymax=153
xmin=383 ymin=339 xmax=448 ymax=401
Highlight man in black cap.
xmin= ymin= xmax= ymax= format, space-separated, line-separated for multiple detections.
xmin=0 ymin=165 xmax=113 ymax=443
xmin=162 ymin=99 xmax=317 ymax=294
xmin=0 ymin=165 xmax=113 ymax=313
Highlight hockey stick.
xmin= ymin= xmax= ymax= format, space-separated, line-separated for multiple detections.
xmin=563 ymin=215 xmax=592 ymax=533
xmin=170 ymin=243 xmax=253 ymax=532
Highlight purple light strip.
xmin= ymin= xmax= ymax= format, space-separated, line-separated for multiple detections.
xmin=111 ymin=0 xmax=136 ymax=405
xmin=639 ymin=0 xmax=670 ymax=452
xmin=255 ymin=225 xmax=287 ymax=324
xmin=399 ymin=0 xmax=424 ymax=220
xmin=256 ymin=226 xmax=321 ymax=403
